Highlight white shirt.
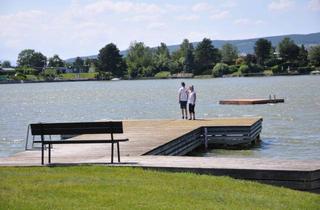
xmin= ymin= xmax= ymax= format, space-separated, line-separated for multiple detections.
xmin=178 ymin=87 xmax=188 ymax=101
xmin=188 ymin=91 xmax=196 ymax=105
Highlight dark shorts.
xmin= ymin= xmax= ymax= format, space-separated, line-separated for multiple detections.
xmin=189 ymin=104 xmax=195 ymax=113
xmin=180 ymin=101 xmax=187 ymax=109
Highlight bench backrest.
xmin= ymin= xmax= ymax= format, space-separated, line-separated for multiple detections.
xmin=30 ymin=121 xmax=123 ymax=135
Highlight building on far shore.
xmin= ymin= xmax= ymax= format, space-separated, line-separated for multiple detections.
xmin=0 ymin=67 xmax=15 ymax=72
xmin=171 ymin=72 xmax=193 ymax=78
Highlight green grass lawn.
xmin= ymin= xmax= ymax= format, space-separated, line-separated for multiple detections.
xmin=60 ymin=73 xmax=97 ymax=79
xmin=0 ymin=166 xmax=318 ymax=210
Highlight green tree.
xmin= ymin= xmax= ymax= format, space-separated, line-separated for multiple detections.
xmin=1 ymin=60 xmax=11 ymax=68
xmin=98 ymin=43 xmax=126 ymax=77
xmin=244 ymin=54 xmax=257 ymax=65
xmin=254 ymin=38 xmax=272 ymax=65
xmin=278 ymin=37 xmax=300 ymax=63
xmin=126 ymin=42 xmax=154 ymax=78
xmin=172 ymin=39 xmax=194 ymax=73
xmin=221 ymin=43 xmax=238 ymax=65
xmin=212 ymin=63 xmax=229 ymax=77
xmin=153 ymin=43 xmax=171 ymax=73
xmin=73 ymin=57 xmax=84 ymax=73
xmin=48 ymin=54 xmax=65 ymax=67
xmin=308 ymin=45 xmax=320 ymax=66
xmin=297 ymin=45 xmax=308 ymax=67
xmin=17 ymin=49 xmax=47 ymax=70
xmin=194 ymin=38 xmax=220 ymax=75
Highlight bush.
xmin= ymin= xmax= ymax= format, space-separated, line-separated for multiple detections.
xmin=297 ymin=66 xmax=314 ymax=74
xmin=250 ymin=64 xmax=264 ymax=73
xmin=15 ymin=66 xmax=37 ymax=75
xmin=0 ymin=75 xmax=8 ymax=81
xmin=265 ymin=58 xmax=280 ymax=67
xmin=212 ymin=63 xmax=229 ymax=77
xmin=263 ymin=70 xmax=273 ymax=76
xmin=239 ymin=64 xmax=250 ymax=74
xmin=12 ymin=73 xmax=27 ymax=80
xmin=96 ymin=71 xmax=112 ymax=80
xmin=43 ymin=68 xmax=57 ymax=80
xmin=154 ymin=71 xmax=171 ymax=79
xmin=235 ymin=57 xmax=245 ymax=65
xmin=271 ymin=65 xmax=282 ymax=74
xmin=26 ymin=75 xmax=38 ymax=80
xmin=229 ymin=65 xmax=239 ymax=74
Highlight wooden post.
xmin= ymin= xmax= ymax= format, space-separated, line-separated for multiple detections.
xmin=25 ymin=124 xmax=30 ymax=150
xmin=117 ymin=142 xmax=120 ymax=162
xmin=111 ymin=133 xmax=114 ymax=164
xmin=41 ymin=135 xmax=44 ymax=165
xmin=48 ymin=143 xmax=51 ymax=164
xmin=204 ymin=127 xmax=208 ymax=150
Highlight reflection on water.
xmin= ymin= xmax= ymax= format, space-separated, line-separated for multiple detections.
xmin=0 ymin=75 xmax=319 ymax=159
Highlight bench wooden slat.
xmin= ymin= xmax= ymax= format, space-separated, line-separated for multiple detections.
xmin=30 ymin=121 xmax=123 ymax=135
xmin=33 ymin=139 xmax=129 ymax=144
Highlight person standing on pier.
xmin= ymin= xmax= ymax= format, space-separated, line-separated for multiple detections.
xmin=178 ymin=82 xmax=188 ymax=119
xmin=188 ymin=85 xmax=196 ymax=120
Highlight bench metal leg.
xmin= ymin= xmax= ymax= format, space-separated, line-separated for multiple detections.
xmin=41 ymin=143 xmax=44 ymax=165
xmin=111 ymin=142 xmax=114 ymax=164
xmin=117 ymin=142 xmax=120 ymax=162
xmin=48 ymin=144 xmax=51 ymax=164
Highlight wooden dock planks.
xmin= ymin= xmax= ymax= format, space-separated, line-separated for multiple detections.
xmin=1 ymin=118 xmax=262 ymax=164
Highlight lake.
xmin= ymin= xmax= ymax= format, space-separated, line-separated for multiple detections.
xmin=0 ymin=76 xmax=319 ymax=159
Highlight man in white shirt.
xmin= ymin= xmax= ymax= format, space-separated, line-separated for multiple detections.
xmin=188 ymin=85 xmax=196 ymax=120
xmin=178 ymin=82 xmax=188 ymax=119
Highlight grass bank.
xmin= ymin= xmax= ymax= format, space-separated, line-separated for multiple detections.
xmin=60 ymin=73 xmax=98 ymax=79
xmin=0 ymin=166 xmax=318 ymax=209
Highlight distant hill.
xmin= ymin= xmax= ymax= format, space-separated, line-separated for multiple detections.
xmin=65 ymin=32 xmax=320 ymax=63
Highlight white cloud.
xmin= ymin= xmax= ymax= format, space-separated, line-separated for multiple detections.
xmin=164 ymin=4 xmax=187 ymax=12
xmin=186 ymin=31 xmax=213 ymax=41
xmin=233 ymin=18 xmax=265 ymax=26
xmin=221 ymin=1 xmax=237 ymax=8
xmin=268 ymin=0 xmax=295 ymax=11
xmin=84 ymin=0 xmax=163 ymax=14
xmin=192 ymin=2 xmax=212 ymax=12
xmin=210 ymin=10 xmax=230 ymax=20
xmin=147 ymin=22 xmax=166 ymax=30
xmin=308 ymin=0 xmax=320 ymax=11
xmin=177 ymin=15 xmax=200 ymax=21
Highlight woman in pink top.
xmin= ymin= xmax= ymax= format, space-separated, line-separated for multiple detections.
xmin=187 ymin=85 xmax=196 ymax=120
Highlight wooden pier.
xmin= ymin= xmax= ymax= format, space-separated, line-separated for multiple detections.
xmin=3 ymin=118 xmax=263 ymax=164
xmin=1 ymin=118 xmax=320 ymax=193
xmin=219 ymin=98 xmax=284 ymax=105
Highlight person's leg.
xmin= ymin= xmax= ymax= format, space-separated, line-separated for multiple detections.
xmin=182 ymin=101 xmax=188 ymax=119
xmin=193 ymin=105 xmax=196 ymax=120
xmin=180 ymin=101 xmax=184 ymax=119
xmin=188 ymin=104 xmax=192 ymax=120
xmin=184 ymin=108 xmax=188 ymax=120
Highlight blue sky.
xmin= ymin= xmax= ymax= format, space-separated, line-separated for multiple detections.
xmin=1 ymin=0 xmax=319 ymax=64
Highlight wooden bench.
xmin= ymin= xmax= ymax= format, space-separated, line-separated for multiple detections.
xmin=30 ymin=121 xmax=129 ymax=165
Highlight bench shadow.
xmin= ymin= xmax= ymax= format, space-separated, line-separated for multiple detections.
xmin=47 ymin=162 xmax=139 ymax=167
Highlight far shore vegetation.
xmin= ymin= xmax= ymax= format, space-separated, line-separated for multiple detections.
xmin=1 ymin=37 xmax=320 ymax=82
xmin=0 ymin=166 xmax=319 ymax=209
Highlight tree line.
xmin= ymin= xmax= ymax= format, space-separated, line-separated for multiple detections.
xmin=1 ymin=37 xmax=320 ymax=80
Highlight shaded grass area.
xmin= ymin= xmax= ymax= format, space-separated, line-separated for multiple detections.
xmin=0 ymin=166 xmax=319 ymax=209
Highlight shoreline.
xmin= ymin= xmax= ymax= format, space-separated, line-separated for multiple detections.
xmin=0 ymin=73 xmax=318 ymax=85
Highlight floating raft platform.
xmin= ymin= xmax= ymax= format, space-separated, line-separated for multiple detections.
xmin=219 ymin=98 xmax=284 ymax=105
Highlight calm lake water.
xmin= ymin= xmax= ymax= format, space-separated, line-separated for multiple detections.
xmin=0 ymin=76 xmax=319 ymax=160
